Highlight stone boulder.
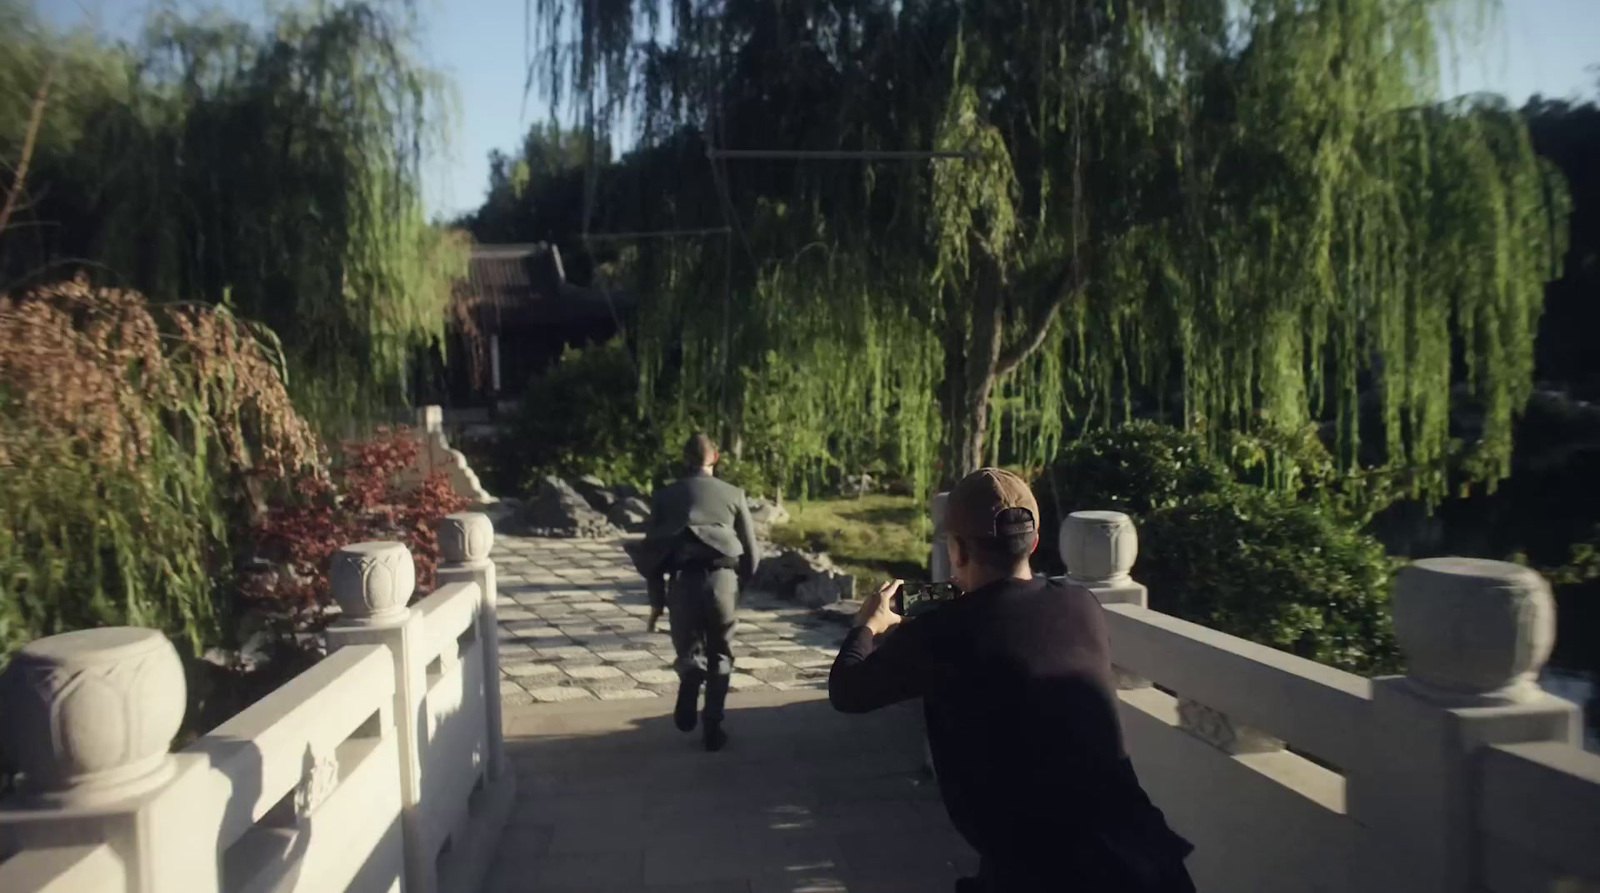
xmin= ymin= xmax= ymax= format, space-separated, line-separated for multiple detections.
xmin=607 ymin=495 xmax=652 ymax=533
xmin=748 ymin=497 xmax=790 ymax=527
xmin=747 ymin=496 xmax=791 ymax=542
xmin=841 ymin=473 xmax=877 ymax=497
xmin=611 ymin=482 xmax=643 ymax=501
xmin=520 ymin=476 xmax=620 ymax=538
xmin=751 ymin=547 xmax=855 ymax=608
xmin=569 ymin=474 xmax=617 ymax=512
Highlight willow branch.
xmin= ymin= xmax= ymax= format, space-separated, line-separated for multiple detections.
xmin=994 ymin=265 xmax=1076 ymax=379
xmin=0 ymin=63 xmax=55 ymax=237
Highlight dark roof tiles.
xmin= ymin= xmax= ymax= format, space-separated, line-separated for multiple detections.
xmin=453 ymin=243 xmax=632 ymax=330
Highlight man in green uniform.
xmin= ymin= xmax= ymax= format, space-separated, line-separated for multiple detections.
xmin=637 ymin=434 xmax=760 ymax=751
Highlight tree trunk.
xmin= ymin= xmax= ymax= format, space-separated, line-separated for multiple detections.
xmin=945 ymin=265 xmax=1077 ymax=482
xmin=950 ymin=291 xmax=1005 ymax=479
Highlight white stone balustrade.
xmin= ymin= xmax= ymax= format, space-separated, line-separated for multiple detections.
xmin=0 ymin=516 xmax=512 ymax=893
xmin=399 ymin=405 xmax=495 ymax=507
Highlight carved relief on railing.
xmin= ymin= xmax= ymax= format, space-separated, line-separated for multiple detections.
xmin=293 ymin=742 xmax=341 ymax=820
xmin=1111 ymin=667 xmax=1152 ymax=691
xmin=1176 ymin=697 xmax=1287 ymax=756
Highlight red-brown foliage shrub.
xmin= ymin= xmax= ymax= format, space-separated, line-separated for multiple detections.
xmin=246 ymin=427 xmax=470 ymax=629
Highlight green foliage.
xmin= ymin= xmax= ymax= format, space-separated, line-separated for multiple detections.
xmin=1037 ymin=422 xmax=1230 ymax=518
xmin=1523 ymin=87 xmax=1600 ymax=400
xmin=1140 ymin=491 xmax=1401 ymax=675
xmin=520 ymin=0 xmax=1566 ymax=504
xmin=768 ymin=495 xmax=932 ymax=597
xmin=499 ymin=339 xmax=660 ymax=492
xmin=0 ymin=0 xmax=467 ymax=434
xmin=1039 ymin=422 xmax=1400 ymax=674
xmin=0 ymin=279 xmax=321 ymax=669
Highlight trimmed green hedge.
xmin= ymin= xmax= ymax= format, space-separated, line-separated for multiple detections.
xmin=1036 ymin=422 xmax=1400 ymax=675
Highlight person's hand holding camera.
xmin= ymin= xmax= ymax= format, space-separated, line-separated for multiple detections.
xmin=854 ymin=579 xmax=905 ymax=636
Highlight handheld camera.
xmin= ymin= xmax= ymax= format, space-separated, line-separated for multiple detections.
xmin=892 ymin=581 xmax=961 ymax=619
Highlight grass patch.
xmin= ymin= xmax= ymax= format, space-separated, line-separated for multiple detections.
xmin=768 ymin=494 xmax=933 ymax=596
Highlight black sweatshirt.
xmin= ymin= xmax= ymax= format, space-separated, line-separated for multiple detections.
xmin=829 ymin=576 xmax=1194 ymax=892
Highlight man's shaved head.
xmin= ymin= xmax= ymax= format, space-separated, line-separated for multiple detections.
xmin=684 ymin=433 xmax=719 ymax=469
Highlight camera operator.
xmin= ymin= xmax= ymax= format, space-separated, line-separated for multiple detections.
xmin=828 ymin=468 xmax=1195 ymax=893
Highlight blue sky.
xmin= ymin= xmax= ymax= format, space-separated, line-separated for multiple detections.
xmin=38 ymin=0 xmax=1600 ymax=222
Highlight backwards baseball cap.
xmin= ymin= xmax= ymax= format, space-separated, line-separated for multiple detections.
xmin=945 ymin=467 xmax=1040 ymax=540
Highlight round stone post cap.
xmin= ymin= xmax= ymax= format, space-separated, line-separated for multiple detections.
xmin=1061 ymin=511 xmax=1139 ymax=587
xmin=1393 ymin=557 xmax=1556 ymax=705
xmin=438 ymin=512 xmax=495 ymax=563
xmin=0 ymin=627 xmax=186 ymax=806
xmin=330 ymin=541 xmax=415 ymax=622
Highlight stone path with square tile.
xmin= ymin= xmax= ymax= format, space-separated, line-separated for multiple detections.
xmin=485 ymin=534 xmax=977 ymax=893
xmin=493 ymin=534 xmax=850 ymax=706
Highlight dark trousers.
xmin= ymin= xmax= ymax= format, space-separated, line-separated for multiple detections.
xmin=667 ymin=567 xmax=739 ymax=721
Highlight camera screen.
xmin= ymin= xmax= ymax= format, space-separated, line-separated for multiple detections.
xmin=894 ymin=581 xmax=961 ymax=618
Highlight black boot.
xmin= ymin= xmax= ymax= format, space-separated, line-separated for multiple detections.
xmin=674 ymin=673 xmax=703 ymax=733
xmin=702 ymin=674 xmax=731 ymax=751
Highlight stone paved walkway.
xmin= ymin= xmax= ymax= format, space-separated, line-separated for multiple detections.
xmin=489 ymin=689 xmax=977 ymax=893
xmin=484 ymin=534 xmax=978 ymax=893
xmin=493 ymin=535 xmax=848 ymax=705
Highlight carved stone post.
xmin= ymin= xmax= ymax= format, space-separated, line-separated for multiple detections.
xmin=435 ymin=512 xmax=505 ymax=781
xmin=325 ymin=541 xmax=434 ymax=893
xmin=417 ymin=405 xmax=444 ymax=435
xmin=0 ymin=628 xmax=194 ymax=892
xmin=929 ymin=492 xmax=951 ymax=584
xmin=0 ymin=628 xmax=185 ymax=807
xmin=1060 ymin=511 xmax=1147 ymax=606
xmin=1353 ymin=557 xmax=1579 ymax=893
xmin=1054 ymin=512 xmax=1152 ymax=691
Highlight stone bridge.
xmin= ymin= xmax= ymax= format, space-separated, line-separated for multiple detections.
xmin=3 ymin=506 xmax=1598 ymax=893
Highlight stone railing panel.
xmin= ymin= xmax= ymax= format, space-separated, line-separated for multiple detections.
xmin=1102 ymin=603 xmax=1372 ymax=770
xmin=0 ymin=844 xmax=126 ymax=893
xmin=1478 ymin=742 xmax=1600 ymax=891
xmin=435 ymin=512 xmax=505 ymax=785
xmin=418 ymin=635 xmax=490 ymax=868
xmin=1114 ymin=684 xmax=1373 ymax=892
xmin=415 ymin=581 xmax=482 ymax=669
xmin=185 ymin=644 xmax=398 ymax=851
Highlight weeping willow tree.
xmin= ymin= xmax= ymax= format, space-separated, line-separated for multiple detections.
xmin=0 ymin=0 xmax=466 ymax=431
xmin=528 ymin=0 xmax=1566 ymax=498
